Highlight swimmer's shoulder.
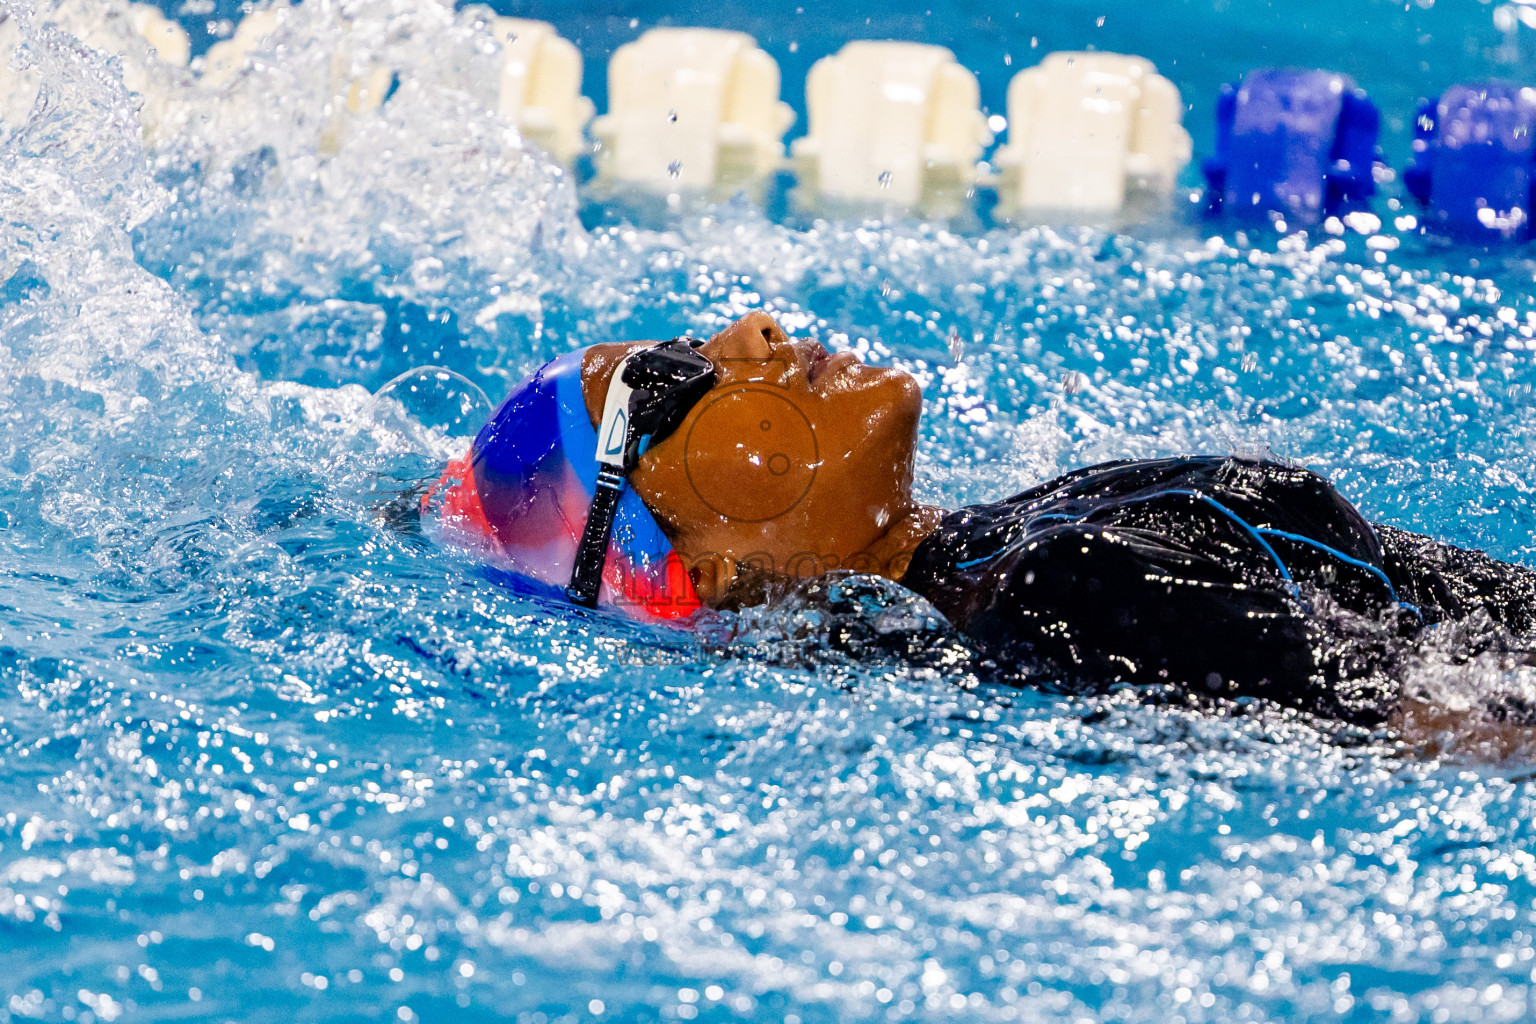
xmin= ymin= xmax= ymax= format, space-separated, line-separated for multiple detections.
xmin=991 ymin=454 xmax=1257 ymax=509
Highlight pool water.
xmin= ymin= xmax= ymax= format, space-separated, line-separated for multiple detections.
xmin=5 ymin=0 xmax=1536 ymax=1021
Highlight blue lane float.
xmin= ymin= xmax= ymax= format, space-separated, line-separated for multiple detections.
xmin=1202 ymin=69 xmax=1381 ymax=227
xmin=1404 ymin=83 xmax=1536 ymax=241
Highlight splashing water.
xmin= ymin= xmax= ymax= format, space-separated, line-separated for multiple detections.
xmin=4 ymin=1 xmax=1536 ymax=1022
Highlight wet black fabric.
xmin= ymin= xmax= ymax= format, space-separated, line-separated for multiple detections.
xmin=900 ymin=456 xmax=1536 ymax=724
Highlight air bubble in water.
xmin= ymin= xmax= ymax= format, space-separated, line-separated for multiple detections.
xmin=358 ymin=366 xmax=493 ymax=459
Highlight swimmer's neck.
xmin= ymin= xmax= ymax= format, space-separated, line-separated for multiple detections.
xmin=866 ymin=502 xmax=947 ymax=583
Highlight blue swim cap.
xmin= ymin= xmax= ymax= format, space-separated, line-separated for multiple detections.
xmin=426 ymin=349 xmax=703 ymax=621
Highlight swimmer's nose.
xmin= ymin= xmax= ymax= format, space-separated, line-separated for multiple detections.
xmin=703 ymin=311 xmax=787 ymax=366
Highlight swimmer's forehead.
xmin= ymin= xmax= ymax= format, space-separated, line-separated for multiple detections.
xmin=578 ymin=332 xmax=806 ymax=429
xmin=579 ymin=341 xmax=654 ymax=429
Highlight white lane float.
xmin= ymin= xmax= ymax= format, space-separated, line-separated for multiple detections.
xmin=122 ymin=2 xmax=190 ymax=66
xmin=199 ymin=7 xmax=281 ymax=88
xmin=201 ymin=6 xmax=393 ymax=156
xmin=491 ymin=17 xmax=593 ymax=166
xmin=592 ymin=27 xmax=793 ymax=194
xmin=49 ymin=0 xmax=191 ymax=66
xmin=203 ymin=7 xmax=390 ymax=111
xmin=790 ymin=41 xmax=991 ymax=212
xmin=1 ymin=2 xmax=190 ymax=135
xmin=992 ymin=51 xmax=1190 ymax=219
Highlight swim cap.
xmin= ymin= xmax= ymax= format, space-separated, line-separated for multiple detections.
xmin=426 ymin=349 xmax=703 ymax=622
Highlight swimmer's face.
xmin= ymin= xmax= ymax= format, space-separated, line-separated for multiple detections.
xmin=582 ymin=311 xmax=924 ymax=604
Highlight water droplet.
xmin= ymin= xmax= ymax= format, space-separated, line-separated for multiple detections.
xmin=878 ymin=170 xmax=893 ymax=189
xmin=668 ymin=160 xmax=683 ymax=179
xmin=948 ymin=327 xmax=965 ymax=362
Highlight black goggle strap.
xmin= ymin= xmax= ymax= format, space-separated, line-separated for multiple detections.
xmin=566 ymin=338 xmax=712 ymax=608
xmin=565 ymin=464 xmax=627 ymax=607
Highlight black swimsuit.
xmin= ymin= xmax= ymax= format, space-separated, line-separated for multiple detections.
xmin=900 ymin=457 xmax=1536 ymax=724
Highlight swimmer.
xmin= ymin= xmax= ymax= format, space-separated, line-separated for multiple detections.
xmin=430 ymin=311 xmax=1536 ymax=746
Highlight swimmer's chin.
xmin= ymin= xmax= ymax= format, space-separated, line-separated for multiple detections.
xmin=891 ymin=372 xmax=925 ymax=435
xmin=894 ymin=368 xmax=923 ymax=413
xmin=861 ymin=365 xmax=923 ymax=420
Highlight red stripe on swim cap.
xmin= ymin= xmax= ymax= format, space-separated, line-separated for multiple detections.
xmin=430 ymin=447 xmax=702 ymax=624
xmin=423 ymin=453 xmax=497 ymax=548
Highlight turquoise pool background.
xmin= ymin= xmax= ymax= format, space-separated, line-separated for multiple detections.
xmin=3 ymin=0 xmax=1536 ymax=1022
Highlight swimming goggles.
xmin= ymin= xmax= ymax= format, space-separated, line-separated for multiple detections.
xmin=566 ymin=337 xmax=717 ymax=606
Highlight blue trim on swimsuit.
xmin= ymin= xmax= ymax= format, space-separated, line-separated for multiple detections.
xmin=951 ymin=485 xmax=1423 ymax=620
xmin=1255 ymin=526 xmax=1423 ymax=622
xmin=1163 ymin=490 xmax=1295 ymax=584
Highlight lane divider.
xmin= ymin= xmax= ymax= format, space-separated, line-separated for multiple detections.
xmin=201 ymin=6 xmax=392 ymax=156
xmin=0 ymin=1 xmax=189 ymax=143
xmin=494 ymin=17 xmax=593 ymax=167
xmin=994 ymin=51 xmax=1189 ymax=219
xmin=201 ymin=8 xmax=285 ymax=87
xmin=791 ymin=41 xmax=990 ymax=213
xmin=6 ymin=3 xmax=1536 ymax=239
xmin=1201 ymin=70 xmax=1381 ymax=230
xmin=1405 ymin=83 xmax=1536 ymax=242
xmin=592 ymin=27 xmax=792 ymax=195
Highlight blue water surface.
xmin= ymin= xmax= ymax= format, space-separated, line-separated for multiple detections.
xmin=5 ymin=0 xmax=1536 ymax=1022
